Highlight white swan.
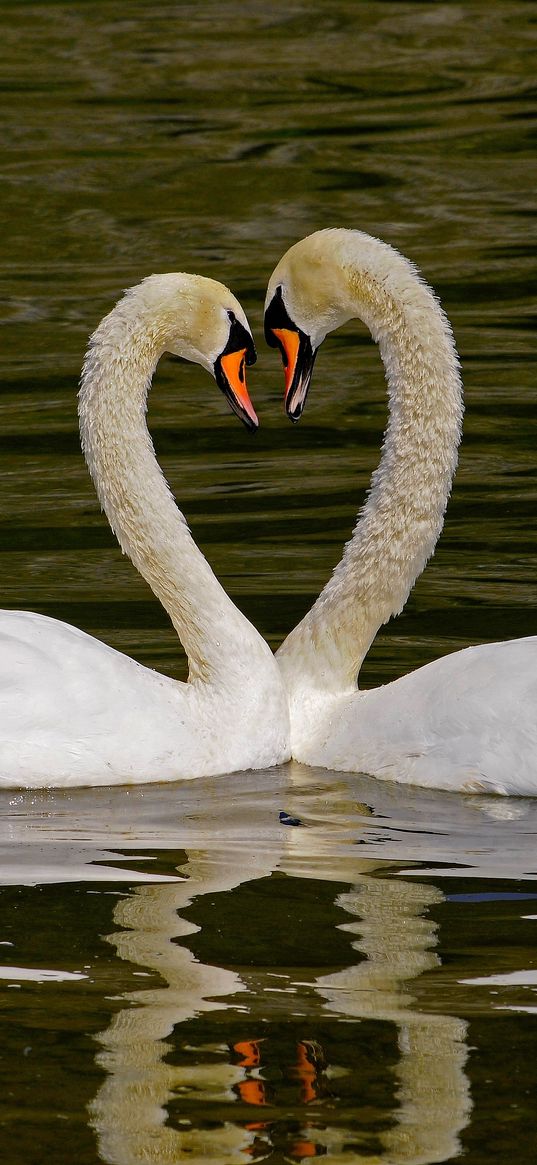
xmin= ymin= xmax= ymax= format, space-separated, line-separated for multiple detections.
xmin=265 ymin=229 xmax=537 ymax=795
xmin=0 ymin=273 xmax=289 ymax=788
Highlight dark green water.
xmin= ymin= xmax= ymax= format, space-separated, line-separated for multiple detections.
xmin=0 ymin=2 xmax=536 ymax=1161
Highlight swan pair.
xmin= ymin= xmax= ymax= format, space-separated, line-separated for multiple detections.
xmin=1 ymin=231 xmax=535 ymax=793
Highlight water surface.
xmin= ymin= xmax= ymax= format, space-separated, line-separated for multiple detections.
xmin=0 ymin=2 xmax=536 ymax=1161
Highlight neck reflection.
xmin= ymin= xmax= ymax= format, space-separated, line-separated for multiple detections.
xmin=90 ymin=811 xmax=471 ymax=1164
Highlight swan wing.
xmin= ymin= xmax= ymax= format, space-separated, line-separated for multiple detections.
xmin=0 ymin=611 xmax=289 ymax=786
xmin=0 ymin=610 xmax=206 ymax=787
xmin=297 ymin=637 xmax=537 ymax=796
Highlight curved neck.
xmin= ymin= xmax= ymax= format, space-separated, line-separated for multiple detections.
xmin=278 ymin=236 xmax=463 ymax=693
xmin=79 ymin=309 xmax=261 ymax=686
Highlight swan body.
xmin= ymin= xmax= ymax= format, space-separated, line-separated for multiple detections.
xmin=0 ymin=273 xmax=289 ymax=787
xmin=265 ymin=229 xmax=537 ymax=795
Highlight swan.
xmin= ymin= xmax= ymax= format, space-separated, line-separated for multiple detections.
xmin=0 ymin=272 xmax=289 ymax=787
xmin=264 ymin=228 xmax=537 ymax=795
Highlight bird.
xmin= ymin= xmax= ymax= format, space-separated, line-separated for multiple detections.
xmin=0 ymin=272 xmax=289 ymax=787
xmin=264 ymin=228 xmax=537 ymax=795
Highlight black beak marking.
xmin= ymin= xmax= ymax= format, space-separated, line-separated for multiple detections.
xmin=214 ymin=312 xmax=258 ymax=432
xmin=264 ymin=286 xmax=316 ymax=421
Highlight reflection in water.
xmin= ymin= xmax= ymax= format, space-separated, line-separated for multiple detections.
xmin=315 ymin=878 xmax=470 ymax=1164
xmin=90 ymin=835 xmax=471 ymax=1164
xmin=0 ymin=1 xmax=535 ymax=1159
xmin=3 ymin=770 xmax=537 ymax=1159
xmin=90 ymin=849 xmax=275 ymax=1164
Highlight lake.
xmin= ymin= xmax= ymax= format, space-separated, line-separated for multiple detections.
xmin=0 ymin=2 xmax=536 ymax=1162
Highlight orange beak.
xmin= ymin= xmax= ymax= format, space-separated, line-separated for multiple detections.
xmin=271 ymin=327 xmax=301 ymax=398
xmin=264 ymin=286 xmax=316 ymax=421
xmin=217 ymin=347 xmax=258 ymax=431
xmin=268 ymin=325 xmax=317 ymax=422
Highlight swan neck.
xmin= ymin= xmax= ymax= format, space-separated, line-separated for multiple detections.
xmin=79 ymin=310 xmax=260 ymax=685
xmin=279 ymin=234 xmax=463 ymax=694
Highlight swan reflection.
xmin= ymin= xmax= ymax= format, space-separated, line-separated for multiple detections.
xmin=312 ymin=877 xmax=470 ymax=1163
xmin=3 ymin=768 xmax=536 ymax=1159
xmin=90 ymin=824 xmax=471 ymax=1163
xmin=90 ymin=847 xmax=275 ymax=1164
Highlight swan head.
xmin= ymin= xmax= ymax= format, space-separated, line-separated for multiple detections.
xmin=264 ymin=230 xmax=355 ymax=421
xmin=114 ymin=273 xmax=259 ymax=430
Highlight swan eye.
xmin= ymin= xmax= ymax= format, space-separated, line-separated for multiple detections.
xmin=264 ymin=285 xmax=296 ymax=350
xmin=225 ymin=312 xmax=257 ymax=367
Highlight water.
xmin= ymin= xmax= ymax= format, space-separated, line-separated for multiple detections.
xmin=0 ymin=1 xmax=536 ymax=1160
xmin=3 ymin=773 xmax=537 ymax=1162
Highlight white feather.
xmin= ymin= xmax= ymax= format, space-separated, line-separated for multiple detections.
xmin=0 ymin=274 xmax=289 ymax=787
xmin=269 ymin=230 xmax=536 ymax=795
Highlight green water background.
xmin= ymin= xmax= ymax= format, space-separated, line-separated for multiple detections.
xmin=0 ymin=3 xmax=536 ymax=1162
